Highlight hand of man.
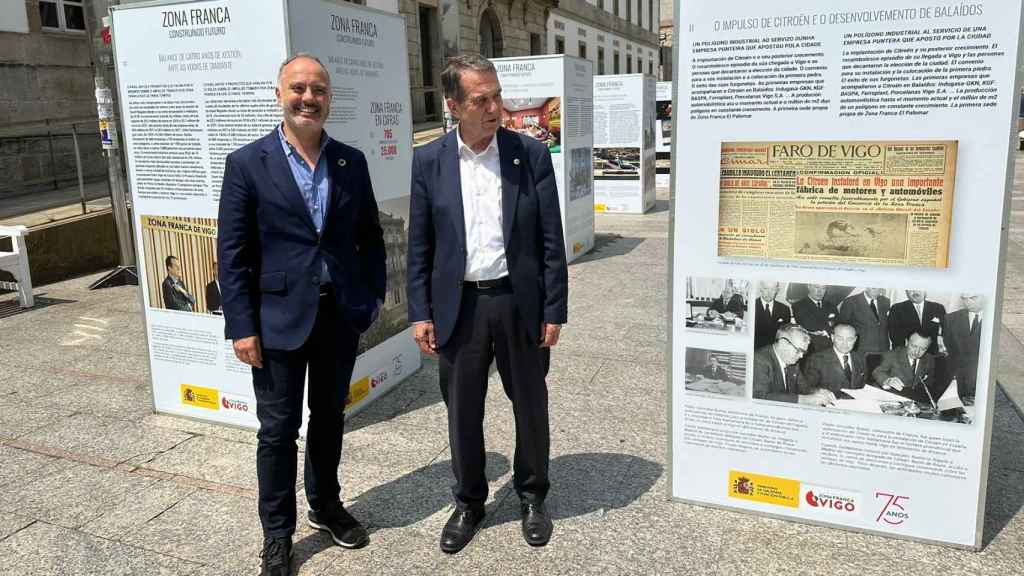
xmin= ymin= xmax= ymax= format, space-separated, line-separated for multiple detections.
xmin=799 ymin=389 xmax=835 ymax=407
xmin=415 ymin=321 xmax=437 ymax=355
xmin=540 ymin=323 xmax=561 ymax=348
xmin=882 ymin=377 xmax=905 ymax=391
xmin=706 ymin=309 xmax=721 ymax=320
xmin=233 ymin=335 xmax=263 ymax=368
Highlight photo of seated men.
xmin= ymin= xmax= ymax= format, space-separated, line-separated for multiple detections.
xmin=753 ymin=287 xmax=982 ymax=424
xmin=684 ymin=348 xmax=746 ymax=397
xmin=752 ymin=324 xmax=836 ymax=406
xmin=684 ymin=277 xmax=748 ymax=334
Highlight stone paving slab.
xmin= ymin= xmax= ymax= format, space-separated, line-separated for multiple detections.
xmin=2 ymin=164 xmax=1024 ymax=575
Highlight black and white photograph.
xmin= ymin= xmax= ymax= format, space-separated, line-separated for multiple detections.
xmin=684 ymin=348 xmax=746 ymax=397
xmin=685 ymin=277 xmax=749 ymax=335
xmin=750 ymin=283 xmax=982 ymax=425
xmin=568 ymin=147 xmax=593 ymax=201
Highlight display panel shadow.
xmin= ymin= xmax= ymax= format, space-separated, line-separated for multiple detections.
xmin=486 ymin=452 xmax=662 ymax=527
xmin=572 ymin=234 xmax=644 ymax=264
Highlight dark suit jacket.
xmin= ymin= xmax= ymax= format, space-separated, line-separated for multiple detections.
xmin=792 ymin=297 xmax=839 ymax=353
xmin=753 ymin=346 xmax=803 ymax=403
xmin=837 ymin=293 xmax=891 ymax=354
xmin=205 ymin=280 xmax=222 ymax=314
xmin=709 ymin=294 xmax=745 ymax=318
xmin=871 ymin=348 xmax=937 ymax=405
xmin=754 ymin=299 xmax=791 ymax=350
xmin=217 ymin=129 xmax=386 ymax=350
xmin=802 ymin=349 xmax=866 ymax=394
xmin=162 ymin=275 xmax=195 ymax=312
xmin=406 ymin=127 xmax=568 ymax=348
xmin=945 ymin=309 xmax=981 ymax=397
xmin=701 ymin=365 xmax=729 ymax=380
xmin=888 ymin=300 xmax=946 ymax=354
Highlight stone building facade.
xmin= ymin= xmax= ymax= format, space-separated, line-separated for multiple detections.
xmin=378 ymin=0 xmax=553 ymax=124
xmin=0 ymin=0 xmax=105 ymax=198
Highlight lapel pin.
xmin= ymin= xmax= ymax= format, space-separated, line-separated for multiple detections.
xmin=513 ymin=158 xmax=520 ymax=166
xmin=337 ymin=158 xmax=347 ymax=167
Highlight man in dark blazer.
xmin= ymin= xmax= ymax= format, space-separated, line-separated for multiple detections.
xmin=792 ymin=283 xmax=839 ymax=355
xmin=754 ymin=281 xmax=792 ymax=350
xmin=161 ymin=255 xmax=196 ymax=312
xmin=706 ymin=281 xmax=745 ymax=320
xmin=700 ymin=355 xmax=730 ymax=380
xmin=802 ymin=323 xmax=867 ymax=394
xmin=945 ymin=293 xmax=984 ymax=399
xmin=888 ymin=290 xmax=946 ymax=355
xmin=205 ymin=261 xmax=222 ymax=315
xmin=872 ymin=332 xmax=938 ymax=407
xmin=407 ymin=55 xmax=568 ymax=553
xmin=753 ymin=324 xmax=834 ymax=405
xmin=218 ymin=54 xmax=385 ymax=576
xmin=837 ymin=288 xmax=891 ymax=354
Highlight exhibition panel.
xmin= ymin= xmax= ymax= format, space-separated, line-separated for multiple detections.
xmin=493 ymin=54 xmax=596 ymax=262
xmin=669 ymin=0 xmax=1022 ymax=548
xmin=593 ymin=74 xmax=657 ymax=214
xmin=112 ymin=0 xmax=420 ymax=427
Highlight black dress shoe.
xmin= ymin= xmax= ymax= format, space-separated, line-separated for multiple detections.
xmin=520 ymin=501 xmax=553 ymax=547
xmin=259 ymin=536 xmax=293 ymax=576
xmin=439 ymin=507 xmax=485 ymax=554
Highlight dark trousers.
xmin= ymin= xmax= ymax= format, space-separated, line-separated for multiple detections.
xmin=252 ymin=292 xmax=359 ymax=538
xmin=438 ymin=285 xmax=551 ymax=511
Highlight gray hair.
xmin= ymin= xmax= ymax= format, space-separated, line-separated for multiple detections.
xmin=278 ymin=52 xmax=331 ymax=86
xmin=441 ymin=54 xmax=496 ymax=103
xmin=775 ymin=323 xmax=809 ymax=343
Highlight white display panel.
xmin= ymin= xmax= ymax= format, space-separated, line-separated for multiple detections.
xmin=656 ymin=80 xmax=672 ymax=188
xmin=593 ymin=74 xmax=656 ymax=213
xmin=669 ymin=0 xmax=1023 ymax=548
xmin=494 ymin=55 xmax=595 ymax=262
xmin=112 ymin=0 xmax=420 ymax=428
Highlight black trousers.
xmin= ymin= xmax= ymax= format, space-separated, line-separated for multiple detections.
xmin=251 ymin=292 xmax=359 ymax=538
xmin=438 ymin=285 xmax=551 ymax=511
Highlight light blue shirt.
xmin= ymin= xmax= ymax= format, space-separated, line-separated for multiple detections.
xmin=277 ymin=124 xmax=331 ymax=284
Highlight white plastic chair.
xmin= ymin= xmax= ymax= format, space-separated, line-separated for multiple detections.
xmin=0 ymin=225 xmax=34 ymax=308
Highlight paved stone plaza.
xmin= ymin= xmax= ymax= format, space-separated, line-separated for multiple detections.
xmin=1 ymin=162 xmax=1023 ymax=574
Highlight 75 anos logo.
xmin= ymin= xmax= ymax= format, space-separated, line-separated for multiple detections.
xmin=875 ymin=492 xmax=910 ymax=526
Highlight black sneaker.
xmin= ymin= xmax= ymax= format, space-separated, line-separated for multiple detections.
xmin=308 ymin=504 xmax=369 ymax=549
xmin=259 ymin=536 xmax=293 ymax=576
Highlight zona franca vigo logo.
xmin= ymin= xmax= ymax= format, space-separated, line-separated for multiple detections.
xmin=802 ymin=485 xmax=859 ymax=514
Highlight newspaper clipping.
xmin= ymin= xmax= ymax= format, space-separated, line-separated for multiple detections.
xmin=718 ymin=141 xmax=957 ymax=268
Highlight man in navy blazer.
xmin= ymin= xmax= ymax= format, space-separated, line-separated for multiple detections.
xmin=218 ymin=54 xmax=385 ymax=576
xmin=407 ymin=55 xmax=568 ymax=553
xmin=802 ymin=323 xmax=867 ymax=394
xmin=888 ymin=290 xmax=946 ymax=355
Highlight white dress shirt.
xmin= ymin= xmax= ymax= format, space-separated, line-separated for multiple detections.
xmin=456 ymin=129 xmax=508 ymax=281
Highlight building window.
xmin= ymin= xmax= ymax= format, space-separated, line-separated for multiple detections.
xmin=626 ymin=0 xmax=631 ymax=23
xmin=649 ymin=59 xmax=654 ymax=75
xmin=648 ymin=0 xmax=654 ymax=31
xmin=531 ymin=33 xmax=542 ymax=55
xmin=613 ymin=51 xmax=620 ymax=73
xmin=637 ymin=57 xmax=642 ymax=74
xmin=39 ymin=0 xmax=86 ymax=32
xmin=597 ymin=47 xmax=605 ymax=75
xmin=613 ymin=0 xmax=619 ymax=17
xmin=555 ymin=35 xmax=565 ymax=54
xmin=598 ymin=0 xmax=604 ymax=10
xmin=626 ymin=57 xmax=632 ymax=74
xmin=579 ymin=41 xmax=587 ymax=60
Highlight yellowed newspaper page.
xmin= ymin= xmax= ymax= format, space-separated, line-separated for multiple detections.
xmin=718 ymin=140 xmax=957 ymax=267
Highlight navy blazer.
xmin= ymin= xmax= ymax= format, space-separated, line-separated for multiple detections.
xmin=217 ymin=129 xmax=386 ymax=350
xmin=752 ymin=345 xmax=803 ymax=403
xmin=888 ymin=300 xmax=946 ymax=354
xmin=802 ymin=349 xmax=866 ymax=393
xmin=406 ymin=128 xmax=568 ymax=348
